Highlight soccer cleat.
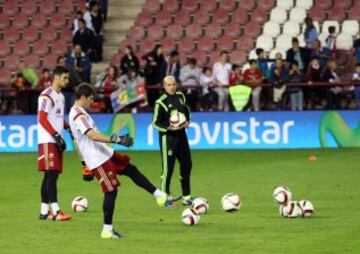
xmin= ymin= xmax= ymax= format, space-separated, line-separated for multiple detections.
xmin=182 ymin=196 xmax=194 ymax=206
xmin=39 ymin=212 xmax=53 ymax=220
xmin=156 ymin=196 xmax=175 ymax=207
xmin=53 ymin=210 xmax=71 ymax=221
xmin=101 ymin=230 xmax=122 ymax=239
xmin=168 ymin=194 xmax=182 ymax=202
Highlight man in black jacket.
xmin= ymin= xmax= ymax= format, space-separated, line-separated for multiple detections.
xmin=286 ymin=37 xmax=310 ymax=74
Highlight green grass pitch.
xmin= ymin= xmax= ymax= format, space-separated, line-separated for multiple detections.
xmin=0 ymin=149 xmax=359 ymax=254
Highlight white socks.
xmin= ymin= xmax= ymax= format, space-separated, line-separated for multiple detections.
xmin=40 ymin=203 xmax=49 ymax=215
xmin=50 ymin=203 xmax=60 ymax=214
xmin=103 ymin=224 xmax=113 ymax=232
xmin=153 ymin=189 xmax=166 ymax=198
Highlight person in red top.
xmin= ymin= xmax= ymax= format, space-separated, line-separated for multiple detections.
xmin=95 ymin=65 xmax=119 ymax=112
xmin=38 ymin=68 xmax=53 ymax=89
xmin=229 ymin=64 xmax=244 ymax=86
xmin=243 ymin=59 xmax=264 ymax=111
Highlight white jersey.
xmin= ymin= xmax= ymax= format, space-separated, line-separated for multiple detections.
xmin=37 ymin=87 xmax=65 ymax=144
xmin=212 ymin=62 xmax=232 ymax=86
xmin=69 ymin=105 xmax=114 ymax=170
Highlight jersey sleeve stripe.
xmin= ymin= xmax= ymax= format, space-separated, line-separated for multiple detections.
xmin=40 ymin=94 xmax=54 ymax=106
xmin=81 ymin=117 xmax=92 ymax=129
xmin=73 ymin=112 xmax=85 ymax=121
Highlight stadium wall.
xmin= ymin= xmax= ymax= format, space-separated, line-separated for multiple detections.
xmin=0 ymin=111 xmax=359 ymax=152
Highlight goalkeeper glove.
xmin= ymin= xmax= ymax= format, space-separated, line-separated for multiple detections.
xmin=53 ymin=132 xmax=66 ymax=152
xmin=110 ymin=133 xmax=134 ymax=147
xmin=82 ymin=161 xmax=93 ymax=182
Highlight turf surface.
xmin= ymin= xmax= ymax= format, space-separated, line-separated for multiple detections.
xmin=0 ymin=149 xmax=359 ymax=254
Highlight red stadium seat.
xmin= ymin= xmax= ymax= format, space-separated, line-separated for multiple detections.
xmin=160 ymin=38 xmax=175 ymax=54
xmin=348 ymin=6 xmax=360 ymax=20
xmin=209 ymin=51 xmax=221 ymax=65
xmin=0 ymin=41 xmax=11 ymax=57
xmin=257 ymin=0 xmax=275 ymax=10
xmin=59 ymin=27 xmax=73 ymax=41
xmin=185 ymin=24 xmax=203 ymax=39
xmin=333 ymin=0 xmax=352 ymax=9
xmin=241 ymin=0 xmax=256 ymax=10
xmin=179 ymin=37 xmax=195 ymax=53
xmin=328 ymin=6 xmax=346 ymax=21
xmin=197 ymin=36 xmax=214 ymax=53
xmin=236 ymin=36 xmax=254 ymax=50
xmin=204 ymin=23 xmax=222 ymax=37
xmin=5 ymin=55 xmax=20 ymax=69
xmin=31 ymin=15 xmax=48 ymax=29
xmin=217 ymin=35 xmax=234 ymax=51
xmin=143 ymin=0 xmax=161 ymax=13
xmin=182 ymin=0 xmax=198 ymax=12
xmin=251 ymin=8 xmax=269 ymax=23
xmin=50 ymin=13 xmax=67 ymax=28
xmin=111 ymin=51 xmax=123 ymax=67
xmin=41 ymin=27 xmax=58 ymax=41
xmin=120 ymin=38 xmax=137 ymax=52
xmin=224 ymin=23 xmax=241 ymax=38
xmin=4 ymin=27 xmax=19 ymax=42
xmin=43 ymin=55 xmax=58 ymax=69
xmin=163 ymin=0 xmax=179 ymax=12
xmin=231 ymin=9 xmax=249 ymax=25
xmin=0 ymin=15 xmax=10 ymax=30
xmin=147 ymin=25 xmax=164 ymax=40
xmin=229 ymin=50 xmax=247 ymax=65
xmin=140 ymin=38 xmax=155 ymax=53
xmin=213 ymin=9 xmax=229 ymax=25
xmin=174 ymin=10 xmax=191 ymax=25
xmin=243 ymin=22 xmax=261 ymax=38
xmin=38 ymin=0 xmax=56 ymax=15
xmin=22 ymin=1 xmax=38 ymax=16
xmin=136 ymin=10 xmax=153 ymax=27
xmin=192 ymin=50 xmax=207 ymax=66
xmin=193 ymin=9 xmax=211 ymax=25
xmin=156 ymin=11 xmax=172 ymax=26
xmin=13 ymin=14 xmax=29 ymax=29
xmin=309 ymin=7 xmax=326 ymax=23
xmin=52 ymin=41 xmax=68 ymax=55
xmin=23 ymin=55 xmax=41 ymax=69
xmin=33 ymin=41 xmax=50 ymax=55
xmin=219 ymin=0 xmax=236 ymax=11
xmin=14 ymin=41 xmax=30 ymax=56
xmin=3 ymin=1 xmax=19 ymax=16
xmin=57 ymin=1 xmax=75 ymax=15
xmin=354 ymin=1 xmax=360 ymax=7
xmin=129 ymin=25 xmax=145 ymax=41
xmin=0 ymin=68 xmax=12 ymax=84
xmin=201 ymin=0 xmax=217 ymax=12
xmin=166 ymin=24 xmax=184 ymax=40
xmin=315 ymin=0 xmax=333 ymax=10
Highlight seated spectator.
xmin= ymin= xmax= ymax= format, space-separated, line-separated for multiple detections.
xmin=120 ymin=45 xmax=140 ymax=75
xmin=352 ymin=63 xmax=360 ymax=108
xmin=243 ymin=59 xmax=264 ymax=111
xmin=17 ymin=61 xmax=39 ymax=87
xmin=10 ymin=72 xmax=31 ymax=114
xmin=269 ymin=59 xmax=289 ymax=110
xmin=229 ymin=64 xmax=243 ymax=86
xmin=268 ymin=52 xmax=283 ymax=76
xmin=72 ymin=10 xmax=83 ymax=35
xmin=38 ymin=68 xmax=52 ymax=89
xmin=256 ymin=48 xmax=269 ymax=81
xmin=95 ymin=65 xmax=120 ymax=112
xmin=73 ymin=18 xmax=96 ymax=58
xmin=66 ymin=44 xmax=92 ymax=82
xmin=310 ymin=40 xmax=332 ymax=69
xmin=213 ymin=51 xmax=232 ymax=111
xmin=354 ymin=34 xmax=360 ymax=64
xmin=286 ymin=37 xmax=309 ymax=74
xmin=199 ymin=67 xmax=217 ymax=111
xmin=288 ymin=61 xmax=303 ymax=111
xmin=325 ymin=26 xmax=337 ymax=56
xmin=305 ymin=57 xmax=322 ymax=109
xmin=179 ymin=58 xmax=201 ymax=111
xmin=321 ymin=59 xmax=342 ymax=109
xmin=166 ymin=51 xmax=181 ymax=83
xmin=304 ymin=16 xmax=318 ymax=49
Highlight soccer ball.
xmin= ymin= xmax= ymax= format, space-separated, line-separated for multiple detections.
xmin=191 ymin=197 xmax=209 ymax=215
xmin=273 ymin=186 xmax=292 ymax=205
xmin=298 ymin=200 xmax=315 ymax=217
xmin=71 ymin=196 xmax=88 ymax=212
xmin=279 ymin=201 xmax=303 ymax=218
xmin=181 ymin=208 xmax=200 ymax=226
xmin=221 ymin=193 xmax=242 ymax=212
xmin=169 ymin=111 xmax=187 ymax=128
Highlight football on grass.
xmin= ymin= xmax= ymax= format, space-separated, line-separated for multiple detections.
xmin=191 ymin=197 xmax=209 ymax=215
xmin=71 ymin=196 xmax=88 ymax=212
xmin=221 ymin=193 xmax=242 ymax=212
xmin=181 ymin=208 xmax=200 ymax=226
xmin=273 ymin=186 xmax=292 ymax=205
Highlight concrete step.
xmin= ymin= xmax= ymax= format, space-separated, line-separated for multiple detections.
xmin=105 ymin=19 xmax=134 ymax=33
xmin=110 ymin=0 xmax=146 ymax=7
xmin=103 ymin=46 xmax=120 ymax=61
xmin=104 ymin=32 xmax=127 ymax=46
xmin=108 ymin=5 xmax=142 ymax=18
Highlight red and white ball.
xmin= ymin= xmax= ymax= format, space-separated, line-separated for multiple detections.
xmin=169 ymin=112 xmax=186 ymax=128
xmin=71 ymin=196 xmax=88 ymax=212
xmin=181 ymin=208 xmax=200 ymax=226
xmin=221 ymin=193 xmax=242 ymax=212
xmin=273 ymin=186 xmax=292 ymax=205
xmin=298 ymin=200 xmax=315 ymax=217
xmin=191 ymin=197 xmax=209 ymax=215
xmin=279 ymin=201 xmax=303 ymax=218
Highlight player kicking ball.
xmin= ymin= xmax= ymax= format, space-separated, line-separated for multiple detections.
xmin=69 ymin=83 xmax=172 ymax=239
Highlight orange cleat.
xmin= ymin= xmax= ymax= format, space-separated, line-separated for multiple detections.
xmin=54 ymin=210 xmax=71 ymax=221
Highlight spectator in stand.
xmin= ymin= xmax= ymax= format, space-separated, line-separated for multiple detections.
xmin=72 ymin=11 xmax=83 ymax=35
xmin=305 ymin=57 xmax=323 ymax=109
xmin=199 ymin=67 xmax=217 ymax=111
xmin=321 ymin=59 xmax=343 ymax=109
xmin=95 ymin=65 xmax=120 ymax=113
xmin=38 ymin=68 xmax=52 ymax=89
xmin=98 ymin=0 xmax=108 ymax=22
xmin=10 ymin=72 xmax=31 ymax=114
xmin=229 ymin=64 xmax=243 ymax=86
xmin=213 ymin=51 xmax=232 ymax=111
xmin=243 ymin=59 xmax=264 ymax=111
xmin=256 ymin=48 xmax=269 ymax=81
xmin=286 ymin=37 xmax=309 ymax=74
xmin=310 ymin=40 xmax=332 ymax=69
xmin=166 ymin=51 xmax=181 ymax=83
xmin=353 ymin=34 xmax=360 ymax=64
xmin=325 ymin=26 xmax=337 ymax=56
xmin=73 ymin=18 xmax=96 ymax=59
xmin=352 ymin=63 xmax=360 ymax=108
xmin=120 ymin=45 xmax=140 ymax=75
xmin=179 ymin=58 xmax=201 ymax=111
xmin=143 ymin=44 xmax=167 ymax=107
xmin=304 ymin=16 xmax=318 ymax=49
xmin=288 ymin=61 xmax=303 ymax=111
xmin=17 ymin=61 xmax=39 ymax=87
xmin=84 ymin=1 xmax=103 ymax=62
xmin=269 ymin=58 xmax=289 ymax=110
xmin=119 ymin=67 xmax=145 ymax=112
xmin=268 ymin=52 xmax=283 ymax=76
xmin=66 ymin=44 xmax=92 ymax=82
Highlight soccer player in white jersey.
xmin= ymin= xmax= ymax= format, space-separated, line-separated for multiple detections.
xmin=69 ymin=83 xmax=172 ymax=239
xmin=37 ymin=66 xmax=71 ymax=221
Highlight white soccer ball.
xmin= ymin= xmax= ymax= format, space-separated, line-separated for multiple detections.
xmin=169 ymin=111 xmax=187 ymax=128
xmin=191 ymin=197 xmax=209 ymax=215
xmin=71 ymin=196 xmax=88 ymax=212
xmin=273 ymin=186 xmax=292 ymax=205
xmin=279 ymin=201 xmax=303 ymax=218
xmin=181 ymin=208 xmax=200 ymax=226
xmin=221 ymin=193 xmax=242 ymax=212
xmin=298 ymin=200 xmax=315 ymax=217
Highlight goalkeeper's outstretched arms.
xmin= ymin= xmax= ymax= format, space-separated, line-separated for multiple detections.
xmin=86 ymin=129 xmax=133 ymax=147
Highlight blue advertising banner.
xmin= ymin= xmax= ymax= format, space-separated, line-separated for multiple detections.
xmin=0 ymin=111 xmax=359 ymax=152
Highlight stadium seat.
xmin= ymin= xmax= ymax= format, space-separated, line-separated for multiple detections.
xmin=57 ymin=1 xmax=75 ymax=15
xmin=217 ymin=35 xmax=234 ymax=51
xmin=213 ymin=9 xmax=229 ymax=25
xmin=14 ymin=41 xmax=30 ymax=56
xmin=52 ymin=41 xmax=68 ymax=55
xmin=136 ymin=10 xmax=153 ymax=27
xmin=276 ymin=0 xmax=293 ymax=10
xmin=336 ymin=34 xmax=353 ymax=50
xmin=309 ymin=6 xmax=326 ymax=23
xmin=160 ymin=38 xmax=175 ymax=54
xmin=129 ymin=25 xmax=145 ymax=41
xmin=147 ymin=25 xmax=164 ymax=40
xmin=301 ymin=21 xmax=320 ymax=34
xmin=174 ymin=10 xmax=191 ymax=25
xmin=163 ymin=0 xmax=179 ymax=12
xmin=185 ymin=24 xmax=203 ymax=39
xmin=192 ymin=50 xmax=207 ymax=66
xmin=4 ymin=27 xmax=19 ymax=42
xmin=0 ymin=68 xmax=12 ymax=84
xmin=13 ymin=14 xmax=29 ymax=29
xmin=289 ymin=7 xmax=307 ymax=23
xmin=318 ymin=33 xmax=328 ymax=46
xmin=229 ymin=50 xmax=247 ymax=65
xmin=156 ymin=11 xmax=172 ymax=26
xmin=241 ymin=0 xmax=256 ymax=11
xmin=38 ymin=0 xmax=56 ymax=15
xmin=179 ymin=37 xmax=195 ymax=53
xmin=276 ymin=34 xmax=292 ymax=50
xmin=120 ymin=38 xmax=137 ymax=51
xmin=283 ymin=21 xmax=300 ymax=36
xmin=166 ymin=24 xmax=184 ymax=40
xmin=263 ymin=21 xmax=280 ymax=38
xmin=41 ymin=27 xmax=58 ymax=41
xmin=231 ymin=9 xmax=249 ymax=25
xmin=140 ymin=38 xmax=155 ymax=53
xmin=143 ymin=0 xmax=161 ymax=14
xmin=315 ymin=0 xmax=332 ymax=10
xmin=43 ymin=55 xmax=58 ymax=68
xmin=30 ymin=15 xmax=48 ymax=29
xmin=224 ymin=23 xmax=241 ymax=38
xmin=296 ymin=35 xmax=305 ymax=47
xmin=182 ymin=0 xmax=198 ymax=12
xmin=270 ymin=7 xmax=287 ymax=23
xmin=5 ymin=55 xmax=20 ymax=69
xmin=348 ymin=7 xmax=360 ymax=20
xmin=50 ymin=13 xmax=67 ymax=28
xmin=32 ymin=41 xmax=50 ymax=55
xmin=342 ymin=20 xmax=359 ymax=37
xmin=248 ymin=49 xmax=258 ymax=60
xmin=256 ymin=35 xmax=273 ymax=52
xmin=334 ymin=0 xmax=352 ymax=9
xmin=59 ymin=27 xmax=73 ymax=41
xmin=201 ymin=0 xmax=217 ymax=12
xmin=328 ymin=6 xmax=346 ymax=22
xmin=0 ymin=41 xmax=11 ymax=57
xmin=209 ymin=50 xmax=221 ymax=65
xmin=204 ymin=23 xmax=222 ymax=38
xmin=269 ymin=48 xmax=286 ymax=60
xmin=111 ymin=51 xmax=122 ymax=67
xmin=23 ymin=55 xmax=40 ymax=69
xmin=3 ymin=1 xmax=19 ymax=15
xmin=219 ymin=0 xmax=237 ymax=11
xmin=334 ymin=49 xmax=348 ymax=65
xmin=193 ymin=9 xmax=211 ymax=25
xmin=251 ymin=8 xmax=269 ymax=23
xmin=322 ymin=20 xmax=340 ymax=35
xmin=198 ymin=36 xmax=214 ymax=53
xmin=257 ymin=0 xmax=275 ymax=10
xmin=243 ymin=22 xmax=261 ymax=38
xmin=235 ymin=36 xmax=253 ymax=50
xmin=295 ymin=0 xmax=313 ymax=10
xmin=0 ymin=15 xmax=9 ymax=30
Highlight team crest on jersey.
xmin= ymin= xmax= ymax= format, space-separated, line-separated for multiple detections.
xmin=168 ymin=149 xmax=173 ymax=156
xmin=56 ymin=108 xmax=61 ymax=114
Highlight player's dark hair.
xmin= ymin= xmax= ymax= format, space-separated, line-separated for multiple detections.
xmin=232 ymin=64 xmax=239 ymax=71
xmin=249 ymin=59 xmax=257 ymax=65
xmin=53 ymin=66 xmax=69 ymax=77
xmin=256 ymin=48 xmax=264 ymax=56
xmin=292 ymin=37 xmax=299 ymax=44
xmin=189 ymin=58 xmax=197 ymax=65
xmin=356 ymin=63 xmax=360 ymax=67
xmin=42 ymin=68 xmax=50 ymax=74
xmin=328 ymin=26 xmax=336 ymax=34
xmin=202 ymin=66 xmax=211 ymax=73
xmin=75 ymin=83 xmax=96 ymax=99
